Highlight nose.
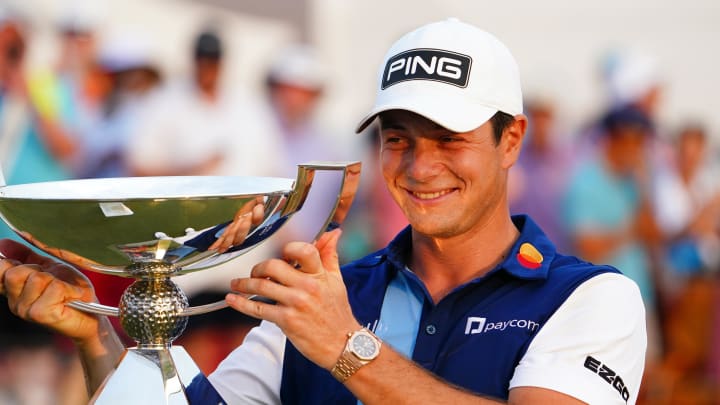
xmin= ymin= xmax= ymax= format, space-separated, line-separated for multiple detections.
xmin=404 ymin=139 xmax=441 ymax=182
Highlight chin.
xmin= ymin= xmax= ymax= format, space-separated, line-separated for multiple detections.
xmin=408 ymin=220 xmax=459 ymax=239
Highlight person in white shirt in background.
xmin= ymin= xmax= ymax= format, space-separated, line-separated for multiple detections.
xmin=126 ymin=28 xmax=282 ymax=374
xmin=263 ymin=45 xmax=362 ymax=247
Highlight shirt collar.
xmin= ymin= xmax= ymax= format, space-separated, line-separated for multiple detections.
xmin=499 ymin=215 xmax=556 ymax=280
xmin=384 ymin=214 xmax=556 ymax=282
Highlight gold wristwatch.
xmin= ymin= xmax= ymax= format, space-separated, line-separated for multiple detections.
xmin=330 ymin=328 xmax=382 ymax=382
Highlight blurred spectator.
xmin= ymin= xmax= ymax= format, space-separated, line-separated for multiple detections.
xmin=25 ymin=11 xmax=109 ymax=177
xmin=126 ymin=28 xmax=278 ymax=178
xmin=0 ymin=10 xmax=77 ymax=251
xmin=508 ymin=97 xmax=572 ymax=252
xmin=77 ymin=28 xmax=162 ymax=178
xmin=652 ymin=124 xmax=720 ymax=294
xmin=0 ymin=12 xmax=70 ymax=186
xmin=0 ymin=10 xmax=84 ymax=404
xmin=639 ymin=123 xmax=720 ymax=404
xmin=562 ymin=105 xmax=664 ymax=360
xmin=574 ymin=49 xmax=670 ymax=170
xmin=264 ymin=44 xmax=361 ymax=245
xmin=603 ymin=49 xmax=662 ymax=119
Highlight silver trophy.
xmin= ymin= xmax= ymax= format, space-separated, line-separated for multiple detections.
xmin=0 ymin=161 xmax=361 ymax=404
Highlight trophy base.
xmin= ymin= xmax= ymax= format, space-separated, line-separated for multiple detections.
xmin=90 ymin=346 xmax=224 ymax=404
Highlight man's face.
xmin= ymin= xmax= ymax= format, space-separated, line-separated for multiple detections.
xmin=677 ymin=128 xmax=706 ymax=172
xmin=379 ymin=110 xmax=521 ymax=239
xmin=269 ymin=82 xmax=322 ymax=127
xmin=606 ymin=126 xmax=648 ymax=175
xmin=194 ymin=58 xmax=221 ymax=93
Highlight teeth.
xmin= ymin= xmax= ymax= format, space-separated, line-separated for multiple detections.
xmin=412 ymin=190 xmax=451 ymax=200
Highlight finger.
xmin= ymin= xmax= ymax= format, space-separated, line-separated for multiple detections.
xmin=315 ymin=229 xmax=342 ymax=274
xmin=3 ymin=265 xmax=39 ymax=302
xmin=281 ymin=242 xmax=323 ymax=275
xmin=0 ymin=257 xmax=22 ymax=295
xmin=229 ymin=275 xmax=291 ymax=304
xmin=209 ymin=198 xmax=258 ymax=252
xmin=208 ymin=227 xmax=227 ymax=252
xmin=251 ymin=201 xmax=265 ymax=225
xmin=0 ymin=238 xmax=35 ymax=262
xmin=247 ymin=258 xmax=303 ymax=288
xmin=211 ymin=220 xmax=243 ymax=253
xmin=223 ymin=216 xmax=251 ymax=249
xmin=13 ymin=269 xmax=53 ymax=318
xmin=234 ymin=197 xmax=258 ymax=218
xmin=212 ymin=213 xmax=255 ymax=253
xmin=28 ymin=278 xmax=85 ymax=325
xmin=216 ymin=222 xmax=238 ymax=253
xmin=225 ymin=292 xmax=281 ymax=322
xmin=231 ymin=216 xmax=253 ymax=246
xmin=0 ymin=239 xmax=56 ymax=267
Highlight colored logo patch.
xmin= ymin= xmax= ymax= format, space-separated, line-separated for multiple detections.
xmin=517 ymin=243 xmax=543 ymax=269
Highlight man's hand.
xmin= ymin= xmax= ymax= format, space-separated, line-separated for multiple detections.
xmin=0 ymin=238 xmax=102 ymax=343
xmin=0 ymin=238 xmax=126 ymax=395
xmin=226 ymin=229 xmax=360 ymax=369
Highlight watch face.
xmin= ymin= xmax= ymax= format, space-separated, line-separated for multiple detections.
xmin=351 ymin=332 xmax=379 ymax=360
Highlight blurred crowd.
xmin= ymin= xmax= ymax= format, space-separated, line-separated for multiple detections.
xmin=0 ymin=5 xmax=719 ymax=405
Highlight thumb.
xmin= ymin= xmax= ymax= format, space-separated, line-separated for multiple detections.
xmin=315 ymin=229 xmax=342 ymax=273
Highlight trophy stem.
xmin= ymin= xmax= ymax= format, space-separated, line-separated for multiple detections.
xmin=89 ymin=263 xmax=205 ymax=404
xmin=119 ymin=263 xmax=188 ymax=348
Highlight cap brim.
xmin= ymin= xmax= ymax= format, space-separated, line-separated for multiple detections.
xmin=355 ymin=99 xmax=498 ymax=134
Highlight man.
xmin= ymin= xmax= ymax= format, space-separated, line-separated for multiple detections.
xmin=563 ymin=106 xmax=660 ymax=308
xmin=0 ymin=19 xmax=646 ymax=404
xmin=263 ymin=44 xmax=360 ymax=245
xmin=126 ymin=29 xmax=278 ymax=179
xmin=562 ymin=106 xmax=662 ymax=366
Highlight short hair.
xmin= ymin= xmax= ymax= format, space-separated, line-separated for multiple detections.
xmin=489 ymin=111 xmax=516 ymax=144
xmin=601 ymin=105 xmax=653 ymax=135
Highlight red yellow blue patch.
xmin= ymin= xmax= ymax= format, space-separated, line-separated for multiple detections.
xmin=517 ymin=242 xmax=543 ymax=269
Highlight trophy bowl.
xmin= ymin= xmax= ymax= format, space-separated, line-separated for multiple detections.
xmin=0 ymin=161 xmax=361 ymax=404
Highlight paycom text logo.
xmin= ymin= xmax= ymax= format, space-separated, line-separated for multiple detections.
xmin=464 ymin=316 xmax=540 ymax=335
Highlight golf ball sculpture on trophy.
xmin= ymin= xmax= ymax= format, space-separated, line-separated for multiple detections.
xmin=0 ymin=161 xmax=361 ymax=404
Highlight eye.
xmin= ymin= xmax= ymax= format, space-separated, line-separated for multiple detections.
xmin=440 ymin=135 xmax=459 ymax=143
xmin=380 ymin=130 xmax=408 ymax=148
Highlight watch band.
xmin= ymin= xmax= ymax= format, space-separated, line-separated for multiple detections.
xmin=330 ymin=329 xmax=381 ymax=382
xmin=330 ymin=345 xmax=364 ymax=382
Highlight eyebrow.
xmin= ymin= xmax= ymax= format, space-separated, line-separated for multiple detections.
xmin=379 ymin=116 xmax=446 ymax=131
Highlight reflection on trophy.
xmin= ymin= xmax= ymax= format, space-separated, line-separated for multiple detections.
xmin=0 ymin=161 xmax=361 ymax=404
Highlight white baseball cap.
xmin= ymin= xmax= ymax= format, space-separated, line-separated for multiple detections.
xmin=356 ymin=18 xmax=523 ymax=133
xmin=267 ymin=44 xmax=326 ymax=90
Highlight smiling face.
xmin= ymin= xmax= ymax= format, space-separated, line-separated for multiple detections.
xmin=379 ymin=110 xmax=525 ymax=240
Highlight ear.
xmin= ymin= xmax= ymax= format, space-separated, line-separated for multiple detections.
xmin=500 ymin=114 xmax=528 ymax=169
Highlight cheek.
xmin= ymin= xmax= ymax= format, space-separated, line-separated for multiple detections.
xmin=380 ymin=150 xmax=401 ymax=179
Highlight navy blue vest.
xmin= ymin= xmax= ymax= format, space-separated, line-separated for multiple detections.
xmin=279 ymin=215 xmax=618 ymax=403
